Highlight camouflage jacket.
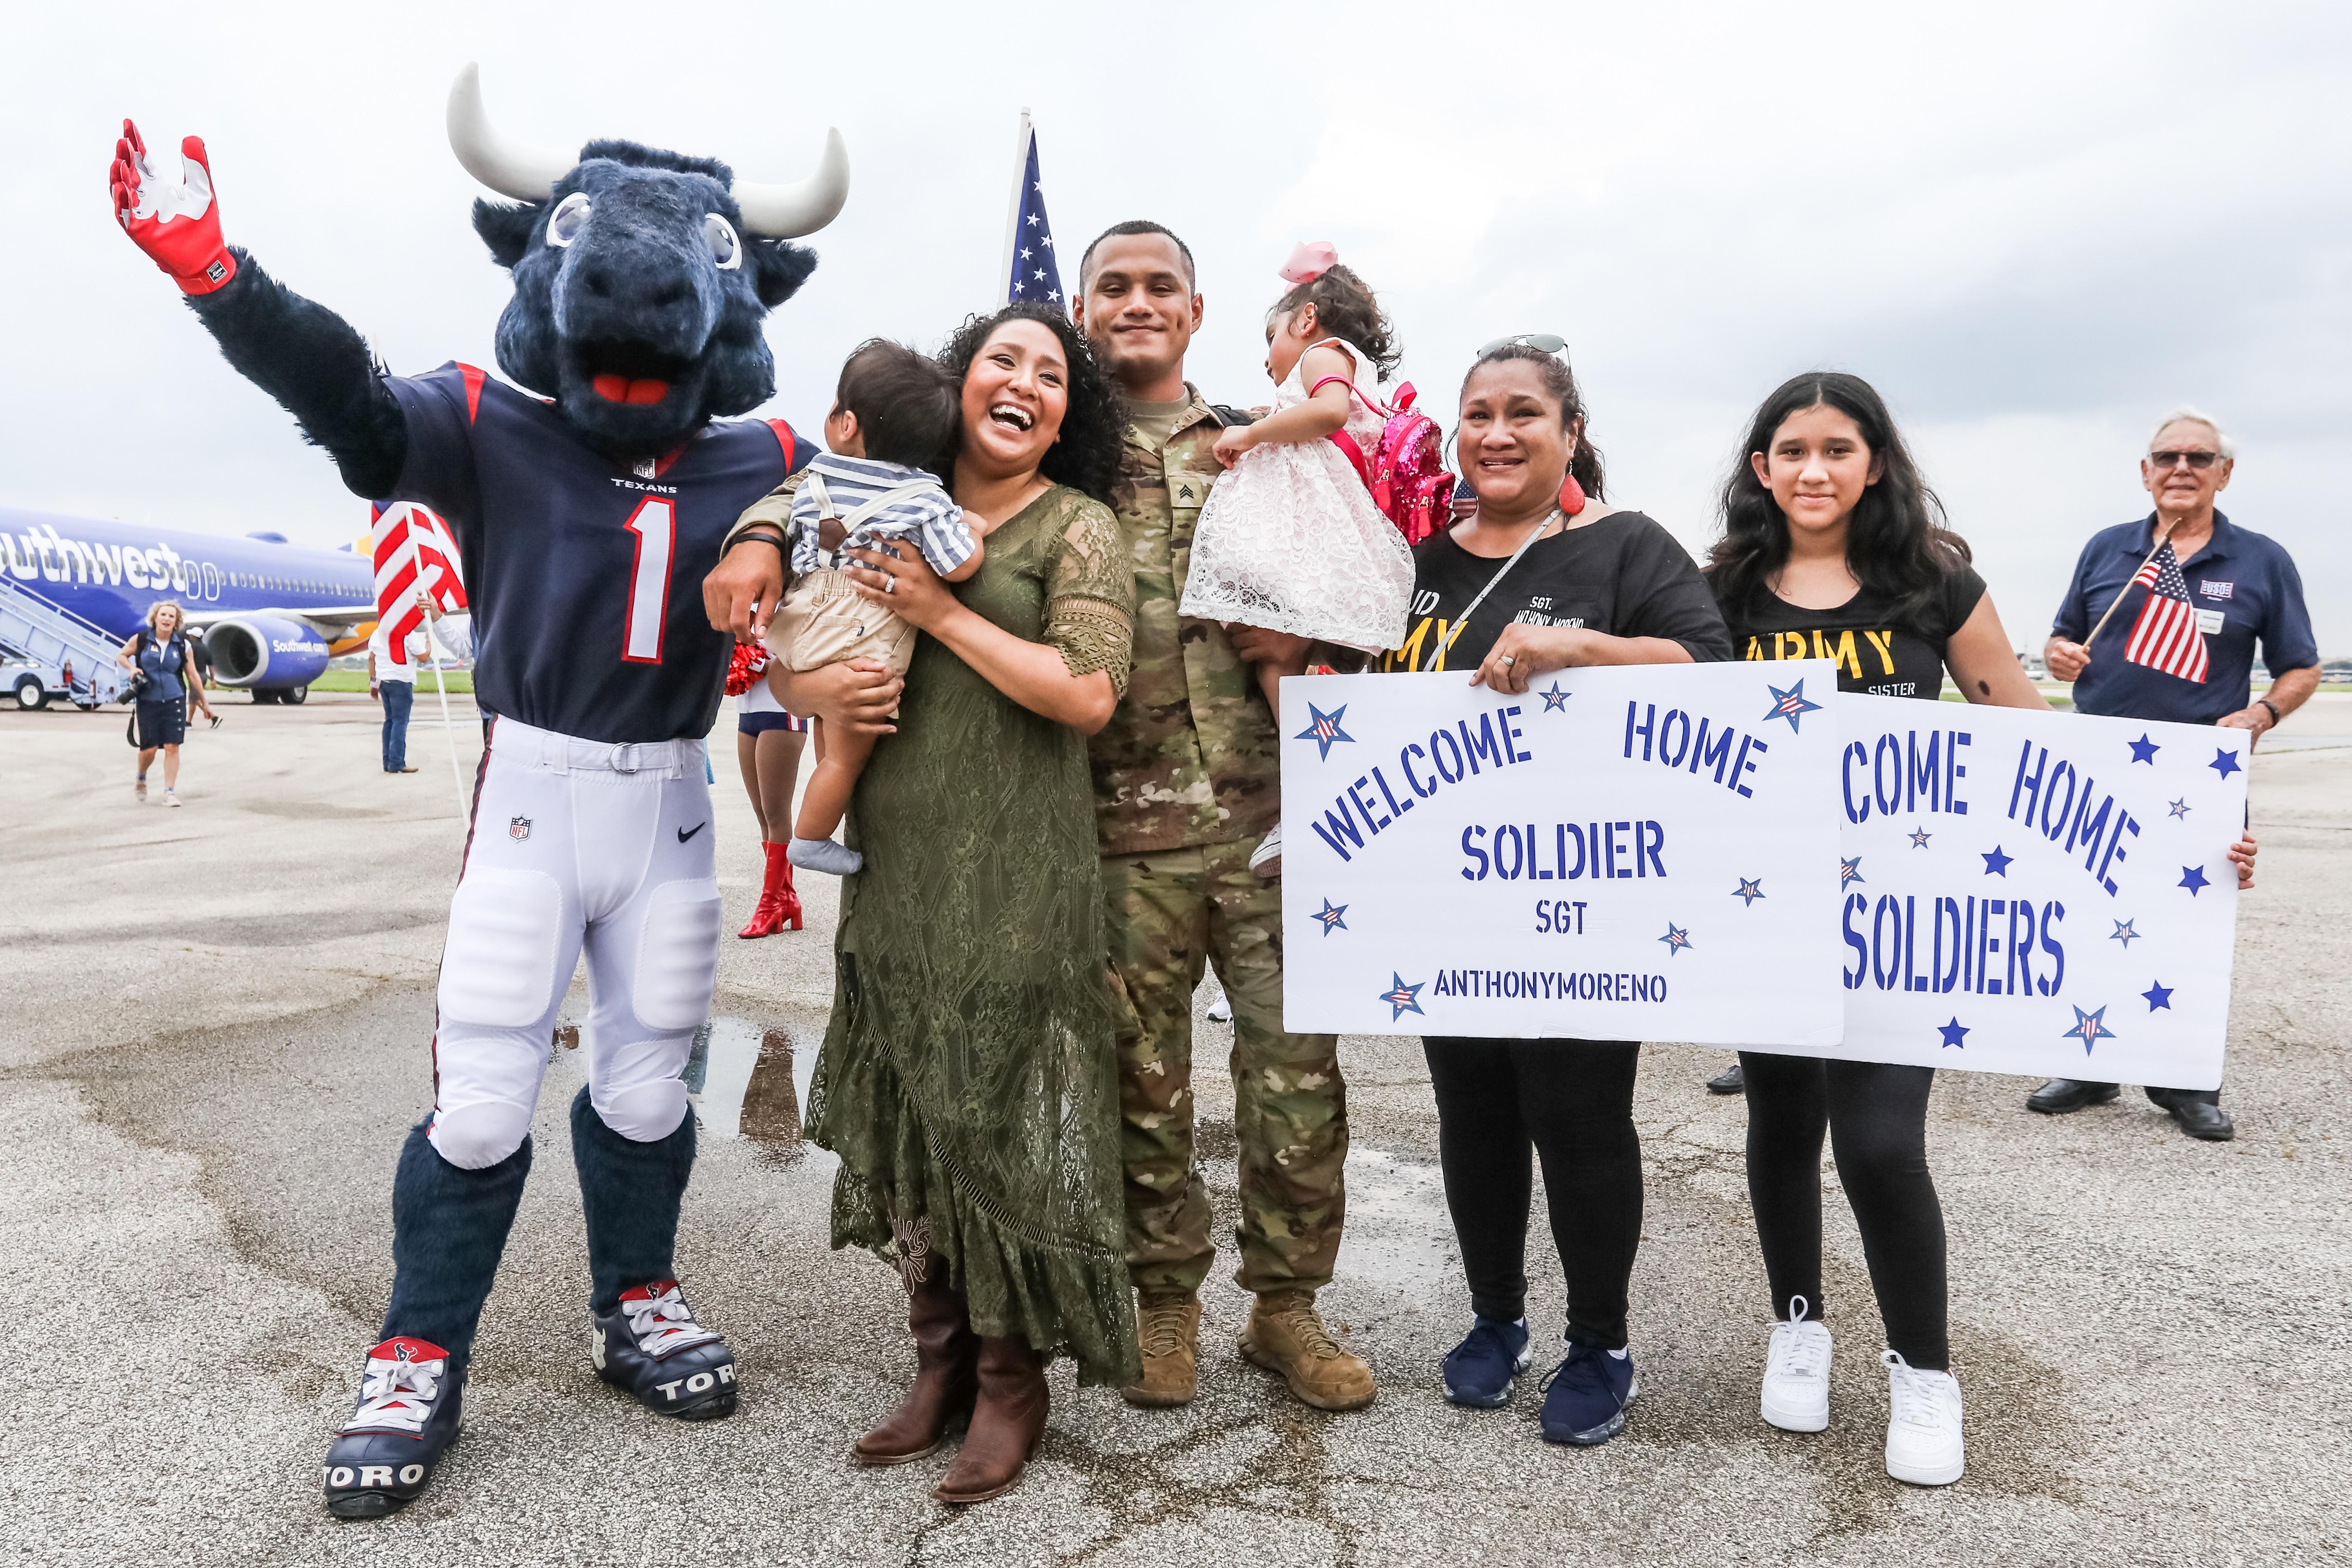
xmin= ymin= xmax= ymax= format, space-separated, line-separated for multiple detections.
xmin=1088 ymin=386 xmax=1281 ymax=856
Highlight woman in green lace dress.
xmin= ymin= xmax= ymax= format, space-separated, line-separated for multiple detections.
xmin=769 ymin=305 xmax=1137 ymax=1505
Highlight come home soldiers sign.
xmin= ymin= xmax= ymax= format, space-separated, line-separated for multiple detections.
xmin=1280 ymin=670 xmax=2245 ymax=1090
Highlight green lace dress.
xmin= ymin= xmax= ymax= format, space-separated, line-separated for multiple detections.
xmin=805 ymin=484 xmax=1140 ymax=1387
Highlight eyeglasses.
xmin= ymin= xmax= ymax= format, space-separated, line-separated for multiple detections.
xmin=1477 ymin=333 xmax=1568 ymax=358
xmin=2148 ymin=449 xmax=2222 ymax=470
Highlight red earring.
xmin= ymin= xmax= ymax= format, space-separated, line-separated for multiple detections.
xmin=1559 ymin=474 xmax=1587 ymax=515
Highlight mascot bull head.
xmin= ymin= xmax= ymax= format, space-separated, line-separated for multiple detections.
xmin=446 ymin=65 xmax=847 ymax=454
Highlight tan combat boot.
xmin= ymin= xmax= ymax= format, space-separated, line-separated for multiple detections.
xmin=1240 ymin=1290 xmax=1376 ymax=1411
xmin=1121 ymin=1291 xmax=1202 ymax=1407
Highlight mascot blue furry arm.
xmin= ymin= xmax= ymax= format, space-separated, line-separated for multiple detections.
xmin=109 ymin=67 xmax=845 ymax=1522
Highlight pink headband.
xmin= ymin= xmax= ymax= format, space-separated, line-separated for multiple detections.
xmin=1278 ymin=241 xmax=1338 ymax=285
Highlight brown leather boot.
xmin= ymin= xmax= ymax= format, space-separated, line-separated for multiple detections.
xmin=932 ymin=1334 xmax=1048 ymax=1505
xmin=851 ymin=1272 xmax=979 ymax=1466
xmin=1120 ymin=1291 xmax=1201 ymax=1407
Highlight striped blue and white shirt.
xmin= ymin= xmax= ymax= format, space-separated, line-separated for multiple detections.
xmin=787 ymin=452 xmax=975 ymax=577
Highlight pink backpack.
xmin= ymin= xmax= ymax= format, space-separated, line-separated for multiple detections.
xmin=1319 ymin=378 xmax=1455 ymax=548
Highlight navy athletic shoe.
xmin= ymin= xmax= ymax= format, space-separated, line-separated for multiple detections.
xmin=1538 ymin=1342 xmax=1639 ymax=1446
xmin=592 ymin=1278 xmax=738 ymax=1420
xmin=321 ymin=1336 xmax=463 ymax=1519
xmin=1442 ymin=1316 xmax=1534 ymax=1408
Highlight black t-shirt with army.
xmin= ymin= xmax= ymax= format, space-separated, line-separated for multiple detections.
xmin=1376 ymin=509 xmax=1731 ymax=673
xmin=1723 ymin=563 xmax=1986 ymax=701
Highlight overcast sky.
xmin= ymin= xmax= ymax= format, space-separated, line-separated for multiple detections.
xmin=11 ymin=0 xmax=2348 ymax=655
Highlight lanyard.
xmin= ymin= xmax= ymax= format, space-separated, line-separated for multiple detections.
xmin=1422 ymin=510 xmax=1561 ymax=673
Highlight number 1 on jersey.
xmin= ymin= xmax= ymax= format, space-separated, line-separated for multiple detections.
xmin=621 ymin=497 xmax=675 ymax=664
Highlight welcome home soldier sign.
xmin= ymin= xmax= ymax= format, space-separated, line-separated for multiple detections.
xmin=1280 ymin=664 xmax=1844 ymax=1045
xmin=1820 ymin=694 xmax=2247 ymax=1090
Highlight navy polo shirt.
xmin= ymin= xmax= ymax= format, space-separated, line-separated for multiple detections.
xmin=2051 ymin=510 xmax=2318 ymax=724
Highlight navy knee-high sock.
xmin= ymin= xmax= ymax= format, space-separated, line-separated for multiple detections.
xmin=381 ymin=1119 xmax=532 ymax=1372
xmin=571 ymin=1086 xmax=696 ymax=1316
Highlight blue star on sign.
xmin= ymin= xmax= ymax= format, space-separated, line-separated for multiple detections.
xmin=1937 ymin=1018 xmax=1969 ymax=1049
xmin=1314 ymin=898 xmax=1348 ymax=936
xmin=2168 ymin=798 xmax=2192 ymax=820
xmin=1982 ymin=846 xmax=2014 ymax=877
xmin=1295 ymin=703 xmax=1354 ymax=761
xmin=1732 ymin=878 xmax=1765 ymax=906
xmin=2109 ymin=918 xmax=2141 ymax=948
xmin=1538 ymin=682 xmax=1571 ymax=712
xmin=2143 ymin=981 xmax=2174 ymax=1011
xmin=1908 ymin=826 xmax=1932 ymax=849
xmin=2128 ymin=734 xmax=2160 ymax=764
xmin=1839 ymin=856 xmax=1864 ymax=889
xmin=2063 ymin=1004 xmax=2116 ymax=1054
xmin=1658 ymin=922 xmax=1693 ymax=956
xmin=1762 ymin=678 xmax=1823 ymax=733
xmin=1378 ymin=972 xmax=1425 ymax=1021
xmin=2209 ymin=748 xmax=2241 ymax=779
xmin=2178 ymin=865 xmax=2210 ymax=896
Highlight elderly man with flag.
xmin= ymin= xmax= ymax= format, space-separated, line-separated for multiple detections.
xmin=2032 ymin=405 xmax=2321 ymax=1139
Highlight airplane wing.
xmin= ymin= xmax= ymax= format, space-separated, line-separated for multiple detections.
xmin=184 ymin=604 xmax=379 ymax=635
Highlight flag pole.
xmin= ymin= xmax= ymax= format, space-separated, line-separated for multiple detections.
xmin=404 ymin=529 xmax=469 ymax=822
xmin=996 ymin=109 xmax=1032 ymax=304
xmin=2080 ymin=516 xmax=2181 ymax=651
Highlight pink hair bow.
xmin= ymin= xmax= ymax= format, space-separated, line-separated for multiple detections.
xmin=1279 ymin=241 xmax=1338 ymax=284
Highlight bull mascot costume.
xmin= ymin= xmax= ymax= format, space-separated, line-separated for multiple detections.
xmin=108 ymin=67 xmax=844 ymax=1518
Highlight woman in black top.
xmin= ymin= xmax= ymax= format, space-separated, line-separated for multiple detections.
xmin=1705 ymin=372 xmax=2045 ymax=1487
xmin=1390 ymin=341 xmax=1730 ymax=1449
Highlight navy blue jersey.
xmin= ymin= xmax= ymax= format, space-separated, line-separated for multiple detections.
xmin=386 ymin=363 xmax=813 ymax=743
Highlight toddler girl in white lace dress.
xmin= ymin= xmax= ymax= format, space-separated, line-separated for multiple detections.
xmin=1180 ymin=244 xmax=1416 ymax=872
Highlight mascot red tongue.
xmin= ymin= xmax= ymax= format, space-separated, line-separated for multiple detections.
xmin=108 ymin=67 xmax=846 ymax=1522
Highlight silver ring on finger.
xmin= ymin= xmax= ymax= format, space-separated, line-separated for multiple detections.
xmin=883 ymin=574 xmax=896 ymax=594
xmin=1500 ymin=655 xmax=1516 ymax=666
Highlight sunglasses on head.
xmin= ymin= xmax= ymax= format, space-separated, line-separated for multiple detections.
xmin=2148 ymin=448 xmax=2222 ymax=471
xmin=1477 ymin=333 xmax=1569 ymax=358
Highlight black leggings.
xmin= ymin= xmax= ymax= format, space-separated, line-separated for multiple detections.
xmin=1423 ymin=1037 xmax=1642 ymax=1350
xmin=1739 ymin=1053 xmax=1947 ymax=1370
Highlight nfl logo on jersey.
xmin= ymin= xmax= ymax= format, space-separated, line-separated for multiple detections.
xmin=509 ymin=816 xmax=532 ymax=842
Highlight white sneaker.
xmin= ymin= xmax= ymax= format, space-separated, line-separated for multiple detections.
xmin=1248 ymin=823 xmax=1282 ymax=879
xmin=164 ymin=789 xmax=182 ymax=808
xmin=1882 ymin=1350 xmax=1964 ymax=1485
xmin=1760 ymin=1296 xmax=1831 ymax=1432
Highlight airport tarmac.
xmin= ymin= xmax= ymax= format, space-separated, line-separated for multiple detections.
xmin=3 ymin=690 xmax=2348 ymax=1566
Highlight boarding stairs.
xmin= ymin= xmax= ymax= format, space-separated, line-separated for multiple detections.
xmin=0 ymin=577 xmax=134 ymax=704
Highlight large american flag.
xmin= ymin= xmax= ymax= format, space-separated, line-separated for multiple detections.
xmin=1003 ymin=114 xmax=1063 ymax=309
xmin=2122 ymin=539 xmax=2210 ymax=683
xmin=369 ymin=501 xmax=467 ymax=669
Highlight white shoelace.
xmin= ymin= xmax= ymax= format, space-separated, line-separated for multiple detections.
xmin=622 ymin=1284 xmax=718 ymax=1356
xmin=344 ymin=1352 xmax=443 ymax=1434
xmin=1769 ymin=1296 xmax=1830 ymax=1382
xmin=1883 ymin=1350 xmax=1955 ymax=1432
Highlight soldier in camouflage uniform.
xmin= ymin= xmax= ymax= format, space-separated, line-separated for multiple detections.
xmin=1072 ymin=222 xmax=1374 ymax=1413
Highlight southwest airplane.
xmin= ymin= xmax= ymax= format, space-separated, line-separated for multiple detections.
xmin=1 ymin=505 xmax=376 ymax=700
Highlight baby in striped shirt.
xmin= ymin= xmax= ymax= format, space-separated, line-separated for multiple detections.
xmin=742 ymin=339 xmax=979 ymax=876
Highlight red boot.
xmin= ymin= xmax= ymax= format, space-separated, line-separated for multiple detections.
xmin=737 ymin=841 xmax=791 ymax=938
xmin=773 ymin=849 xmax=804 ymax=932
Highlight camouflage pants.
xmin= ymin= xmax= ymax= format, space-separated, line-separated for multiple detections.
xmin=1104 ymin=840 xmax=1347 ymax=1297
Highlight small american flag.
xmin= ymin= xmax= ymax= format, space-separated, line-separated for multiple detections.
xmin=369 ymin=501 xmax=467 ymax=670
xmin=1002 ymin=112 xmax=1063 ymax=309
xmin=2122 ymin=539 xmax=2209 ymax=683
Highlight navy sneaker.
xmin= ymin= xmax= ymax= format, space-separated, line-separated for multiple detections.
xmin=592 ymin=1278 xmax=738 ymax=1420
xmin=1538 ymin=1342 xmax=1638 ymax=1446
xmin=322 ymin=1335 xmax=463 ymax=1519
xmin=1442 ymin=1316 xmax=1534 ymax=1408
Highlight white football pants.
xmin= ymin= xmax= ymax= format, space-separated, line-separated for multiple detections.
xmin=428 ymin=717 xmax=722 ymax=1170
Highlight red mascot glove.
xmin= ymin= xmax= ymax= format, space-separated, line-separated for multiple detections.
xmin=109 ymin=119 xmax=237 ymax=295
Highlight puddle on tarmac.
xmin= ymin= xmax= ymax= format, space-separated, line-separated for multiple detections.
xmin=557 ymin=1015 xmax=822 ymax=1165
xmin=685 ymin=1017 xmax=824 ymax=1165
